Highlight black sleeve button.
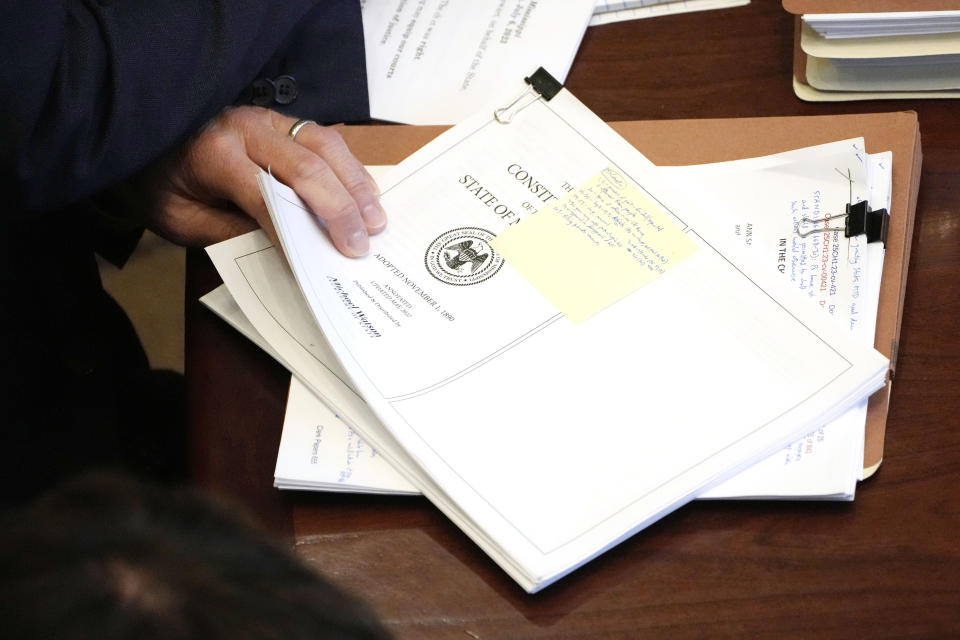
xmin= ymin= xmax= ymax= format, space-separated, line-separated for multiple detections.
xmin=249 ymin=78 xmax=276 ymax=106
xmin=272 ymin=75 xmax=299 ymax=105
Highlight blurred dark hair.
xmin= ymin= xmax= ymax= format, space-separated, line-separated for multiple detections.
xmin=0 ymin=473 xmax=392 ymax=640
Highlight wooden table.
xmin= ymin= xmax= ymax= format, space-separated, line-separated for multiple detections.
xmin=186 ymin=3 xmax=960 ymax=637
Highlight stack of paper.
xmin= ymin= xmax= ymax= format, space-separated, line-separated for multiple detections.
xmin=590 ymin=0 xmax=750 ymax=26
xmin=204 ymin=81 xmax=890 ymax=592
xmin=803 ymin=9 xmax=960 ymax=38
xmin=785 ymin=1 xmax=960 ymax=100
xmin=206 ymin=140 xmax=893 ymax=502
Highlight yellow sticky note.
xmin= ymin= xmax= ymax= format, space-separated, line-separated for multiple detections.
xmin=492 ymin=166 xmax=698 ymax=323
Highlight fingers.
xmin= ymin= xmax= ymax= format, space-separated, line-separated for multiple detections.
xmin=169 ymin=106 xmax=384 ymax=258
xmin=244 ymin=110 xmax=384 ymax=257
xmin=287 ymin=119 xmax=386 ymax=232
xmin=241 ymin=126 xmax=368 ymax=257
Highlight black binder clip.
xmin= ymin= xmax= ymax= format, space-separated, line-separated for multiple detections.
xmin=796 ymin=200 xmax=889 ymax=245
xmin=494 ymin=67 xmax=563 ymax=124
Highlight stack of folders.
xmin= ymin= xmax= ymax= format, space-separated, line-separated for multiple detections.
xmin=785 ymin=0 xmax=960 ymax=100
xmin=203 ymin=79 xmax=919 ymax=592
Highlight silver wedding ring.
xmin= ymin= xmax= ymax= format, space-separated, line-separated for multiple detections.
xmin=288 ymin=119 xmax=317 ymax=141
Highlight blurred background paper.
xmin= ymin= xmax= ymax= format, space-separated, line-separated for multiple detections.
xmin=361 ymin=0 xmax=595 ymax=124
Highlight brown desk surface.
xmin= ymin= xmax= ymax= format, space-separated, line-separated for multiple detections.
xmin=186 ymin=3 xmax=960 ymax=637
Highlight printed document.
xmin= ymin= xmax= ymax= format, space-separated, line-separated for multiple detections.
xmin=276 ymin=376 xmax=419 ymax=494
xmin=207 ymin=142 xmax=889 ymax=501
xmin=198 ymin=284 xmax=418 ymax=494
xmin=662 ymin=140 xmax=890 ymax=498
xmin=361 ymin=0 xmax=595 ymax=124
xmin=258 ymin=84 xmax=888 ymax=591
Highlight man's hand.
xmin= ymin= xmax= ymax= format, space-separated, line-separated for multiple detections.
xmin=147 ymin=106 xmax=385 ymax=256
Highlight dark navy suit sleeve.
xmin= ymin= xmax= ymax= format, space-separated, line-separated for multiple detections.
xmin=253 ymin=3 xmax=370 ymax=125
xmin=0 ymin=0 xmax=370 ymax=503
xmin=1 ymin=0 xmax=368 ymax=216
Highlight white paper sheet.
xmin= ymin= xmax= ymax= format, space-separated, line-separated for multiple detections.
xmin=276 ymin=377 xmax=419 ymax=494
xmin=661 ymin=140 xmax=890 ymax=499
xmin=198 ymin=284 xmax=418 ymax=494
xmin=361 ymin=0 xmax=595 ymax=124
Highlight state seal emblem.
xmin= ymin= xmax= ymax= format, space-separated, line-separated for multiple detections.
xmin=424 ymin=227 xmax=504 ymax=286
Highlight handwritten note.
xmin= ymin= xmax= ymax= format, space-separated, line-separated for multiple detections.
xmin=492 ymin=166 xmax=698 ymax=323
